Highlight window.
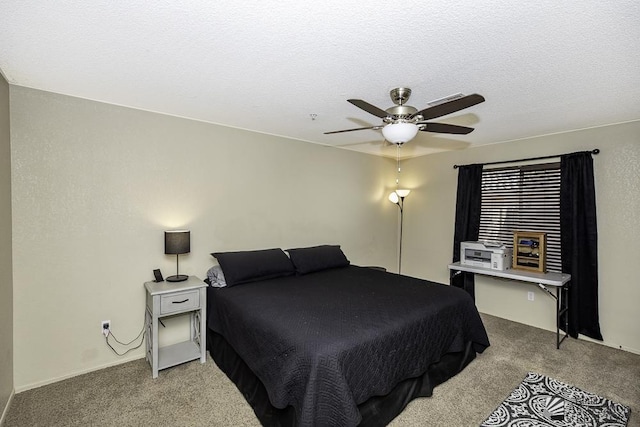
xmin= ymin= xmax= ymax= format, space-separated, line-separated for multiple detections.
xmin=478 ymin=162 xmax=561 ymax=272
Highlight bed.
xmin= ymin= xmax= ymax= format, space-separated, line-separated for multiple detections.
xmin=206 ymin=246 xmax=490 ymax=427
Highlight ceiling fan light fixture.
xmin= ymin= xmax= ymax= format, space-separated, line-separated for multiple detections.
xmin=382 ymin=122 xmax=419 ymax=144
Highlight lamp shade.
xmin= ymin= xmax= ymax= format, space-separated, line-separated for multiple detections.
xmin=388 ymin=189 xmax=411 ymax=205
xmin=382 ymin=122 xmax=419 ymax=144
xmin=395 ymin=189 xmax=411 ymax=198
xmin=165 ymin=230 xmax=190 ymax=255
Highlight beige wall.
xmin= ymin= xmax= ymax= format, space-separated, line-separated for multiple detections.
xmin=0 ymin=72 xmax=14 ymax=421
xmin=9 ymin=83 xmax=639 ymax=393
xmin=401 ymin=121 xmax=640 ymax=353
xmin=10 ymin=86 xmax=398 ymax=390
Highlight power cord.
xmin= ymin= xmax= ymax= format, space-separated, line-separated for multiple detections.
xmin=104 ymin=323 xmax=145 ymax=356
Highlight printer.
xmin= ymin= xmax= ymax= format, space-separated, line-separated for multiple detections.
xmin=460 ymin=241 xmax=512 ymax=270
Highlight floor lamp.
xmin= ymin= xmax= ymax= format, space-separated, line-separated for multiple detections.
xmin=389 ymin=189 xmax=410 ymax=274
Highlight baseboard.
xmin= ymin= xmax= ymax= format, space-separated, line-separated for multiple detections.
xmin=578 ymin=334 xmax=640 ymax=355
xmin=0 ymin=388 xmax=15 ymax=427
xmin=479 ymin=311 xmax=640 ymax=355
xmin=15 ymin=353 xmax=145 ymax=393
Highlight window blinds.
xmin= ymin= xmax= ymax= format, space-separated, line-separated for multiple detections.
xmin=478 ymin=162 xmax=562 ymax=272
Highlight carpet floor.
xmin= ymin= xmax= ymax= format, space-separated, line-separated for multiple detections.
xmin=5 ymin=314 xmax=639 ymax=427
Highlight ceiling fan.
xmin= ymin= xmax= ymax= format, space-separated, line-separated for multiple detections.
xmin=324 ymin=88 xmax=485 ymax=145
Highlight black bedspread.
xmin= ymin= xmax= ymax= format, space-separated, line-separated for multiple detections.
xmin=207 ymin=266 xmax=489 ymax=427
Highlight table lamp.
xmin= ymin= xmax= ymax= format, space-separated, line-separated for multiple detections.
xmin=164 ymin=230 xmax=190 ymax=282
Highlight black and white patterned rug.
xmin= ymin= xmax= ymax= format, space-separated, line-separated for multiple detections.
xmin=481 ymin=372 xmax=631 ymax=427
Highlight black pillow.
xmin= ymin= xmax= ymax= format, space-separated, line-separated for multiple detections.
xmin=211 ymin=248 xmax=295 ymax=287
xmin=286 ymin=245 xmax=350 ymax=275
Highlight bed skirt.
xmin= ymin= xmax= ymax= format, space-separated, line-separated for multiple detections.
xmin=207 ymin=330 xmax=477 ymax=427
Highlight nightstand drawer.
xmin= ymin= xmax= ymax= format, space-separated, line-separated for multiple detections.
xmin=160 ymin=290 xmax=200 ymax=315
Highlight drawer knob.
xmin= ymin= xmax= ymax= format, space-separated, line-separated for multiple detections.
xmin=172 ymin=299 xmax=189 ymax=304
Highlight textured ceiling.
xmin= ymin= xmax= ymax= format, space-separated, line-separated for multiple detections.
xmin=1 ymin=1 xmax=639 ymax=159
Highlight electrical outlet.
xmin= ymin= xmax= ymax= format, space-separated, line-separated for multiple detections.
xmin=527 ymin=291 xmax=535 ymax=301
xmin=101 ymin=320 xmax=111 ymax=336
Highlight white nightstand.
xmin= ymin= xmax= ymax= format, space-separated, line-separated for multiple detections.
xmin=144 ymin=276 xmax=207 ymax=378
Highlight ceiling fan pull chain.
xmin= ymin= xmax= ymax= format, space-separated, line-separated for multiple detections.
xmin=396 ymin=144 xmax=401 ymax=185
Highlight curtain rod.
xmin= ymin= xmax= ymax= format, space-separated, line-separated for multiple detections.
xmin=453 ymin=148 xmax=600 ymax=169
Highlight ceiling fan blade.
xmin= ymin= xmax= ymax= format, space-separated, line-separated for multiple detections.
xmin=324 ymin=125 xmax=383 ymax=135
xmin=418 ymin=122 xmax=475 ymax=135
xmin=411 ymin=93 xmax=485 ymax=120
xmin=347 ymin=99 xmax=390 ymax=118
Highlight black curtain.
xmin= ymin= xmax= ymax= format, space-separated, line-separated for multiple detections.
xmin=560 ymin=151 xmax=603 ymax=340
xmin=451 ymin=164 xmax=483 ymax=299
